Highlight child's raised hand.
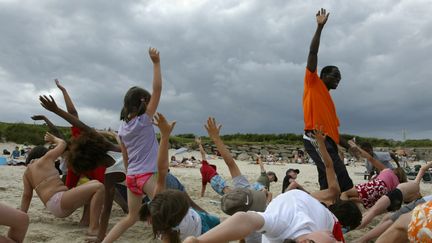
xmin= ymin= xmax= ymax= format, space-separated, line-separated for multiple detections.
xmin=195 ymin=137 xmax=202 ymax=144
xmin=149 ymin=47 xmax=160 ymax=64
xmin=44 ymin=132 xmax=57 ymax=144
xmin=312 ymin=125 xmax=326 ymax=143
xmin=205 ymin=117 xmax=222 ymax=139
xmin=31 ymin=115 xmax=46 ymax=121
xmin=55 ymin=79 xmax=65 ymax=91
xmin=39 ymin=95 xmax=59 ymax=112
xmin=348 ymin=139 xmax=358 ymax=149
xmin=153 ymin=112 xmax=176 ymax=137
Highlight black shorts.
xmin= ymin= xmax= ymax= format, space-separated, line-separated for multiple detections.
xmin=386 ymin=188 xmax=403 ymax=211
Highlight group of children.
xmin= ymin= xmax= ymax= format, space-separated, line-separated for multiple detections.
xmin=1 ymin=7 xmax=432 ymax=243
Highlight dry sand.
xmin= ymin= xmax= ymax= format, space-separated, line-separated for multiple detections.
xmin=0 ymin=148 xmax=431 ymax=242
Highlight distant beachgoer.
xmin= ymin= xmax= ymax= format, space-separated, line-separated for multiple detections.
xmin=196 ymin=136 xmax=229 ymax=197
xmin=171 ymin=155 xmax=180 ymax=167
xmin=11 ymin=146 xmax=20 ymax=159
xmin=251 ymin=154 xmax=278 ymax=191
xmin=139 ymin=113 xmax=220 ymax=242
xmin=282 ymin=168 xmax=307 ymax=193
xmin=302 ymin=7 xmax=354 ymax=192
xmin=20 ymin=132 xmax=104 ymax=238
xmin=184 ymin=126 xmax=362 ymax=243
xmin=0 ymin=202 xmax=29 ymax=243
xmin=103 ymin=47 xmax=163 ymax=243
xmin=360 ymin=142 xmax=400 ymax=180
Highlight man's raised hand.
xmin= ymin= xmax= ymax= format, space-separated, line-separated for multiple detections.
xmin=39 ymin=95 xmax=59 ymax=113
xmin=316 ymin=8 xmax=329 ymax=26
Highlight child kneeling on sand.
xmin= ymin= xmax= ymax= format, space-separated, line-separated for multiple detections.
xmin=20 ymin=132 xmax=105 ymax=237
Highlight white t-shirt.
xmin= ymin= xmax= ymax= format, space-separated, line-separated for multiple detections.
xmin=256 ymin=190 xmax=335 ymax=242
xmin=179 ymin=208 xmax=202 ymax=240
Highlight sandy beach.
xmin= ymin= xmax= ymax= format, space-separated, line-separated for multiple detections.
xmin=1 ymin=148 xmax=431 ymax=242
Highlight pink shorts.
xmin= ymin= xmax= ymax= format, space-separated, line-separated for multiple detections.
xmin=46 ymin=191 xmax=72 ymax=218
xmin=126 ymin=172 xmax=154 ymax=196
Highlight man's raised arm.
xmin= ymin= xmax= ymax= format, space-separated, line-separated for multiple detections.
xmin=307 ymin=8 xmax=329 ymax=72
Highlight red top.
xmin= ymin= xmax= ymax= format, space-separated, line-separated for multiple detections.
xmin=200 ymin=160 xmax=218 ymax=185
xmin=65 ymin=126 xmax=106 ymax=188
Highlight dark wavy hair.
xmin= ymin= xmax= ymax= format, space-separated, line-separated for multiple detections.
xmin=26 ymin=145 xmax=48 ymax=165
xmin=328 ymin=199 xmax=362 ymax=230
xmin=146 ymin=190 xmax=190 ymax=243
xmin=120 ymin=86 xmax=151 ymax=121
xmin=67 ymin=131 xmax=113 ymax=173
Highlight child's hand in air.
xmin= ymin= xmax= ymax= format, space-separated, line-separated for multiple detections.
xmin=153 ymin=112 xmax=176 ymax=137
xmin=195 ymin=137 xmax=201 ymax=144
xmin=31 ymin=115 xmax=46 ymax=121
xmin=55 ymin=79 xmax=65 ymax=92
xmin=44 ymin=132 xmax=57 ymax=144
xmin=205 ymin=117 xmax=222 ymax=139
xmin=39 ymin=95 xmax=59 ymax=112
xmin=149 ymin=47 xmax=160 ymax=64
xmin=312 ymin=125 xmax=326 ymax=144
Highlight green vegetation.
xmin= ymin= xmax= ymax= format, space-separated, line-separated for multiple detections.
xmin=1 ymin=121 xmax=432 ymax=147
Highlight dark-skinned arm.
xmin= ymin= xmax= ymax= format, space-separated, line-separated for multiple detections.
xmin=31 ymin=115 xmax=65 ymax=140
xmin=306 ymin=8 xmax=329 ymax=73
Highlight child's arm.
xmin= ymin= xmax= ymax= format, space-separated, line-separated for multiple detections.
xmin=20 ymin=172 xmax=33 ymax=213
xmin=195 ymin=137 xmax=206 ymax=161
xmin=120 ymin=140 xmax=129 ymax=174
xmin=348 ymin=140 xmax=386 ymax=172
xmin=39 ymin=95 xmax=91 ymax=132
xmin=201 ymin=183 xmax=207 ymax=197
xmin=145 ymin=47 xmax=162 ymax=117
xmin=42 ymin=132 xmax=67 ymax=163
xmin=31 ymin=115 xmax=65 ymax=139
xmin=311 ymin=127 xmax=340 ymax=203
xmin=183 ymin=211 xmax=264 ymax=243
xmin=256 ymin=154 xmax=266 ymax=173
xmin=414 ymin=161 xmax=432 ymax=184
xmin=205 ymin=117 xmax=241 ymax=178
xmin=152 ymin=113 xmax=176 ymax=196
xmin=55 ymin=79 xmax=78 ymax=118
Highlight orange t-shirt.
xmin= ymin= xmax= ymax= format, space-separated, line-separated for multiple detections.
xmin=303 ymin=68 xmax=340 ymax=143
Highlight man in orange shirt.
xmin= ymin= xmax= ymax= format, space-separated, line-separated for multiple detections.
xmin=303 ymin=8 xmax=353 ymax=192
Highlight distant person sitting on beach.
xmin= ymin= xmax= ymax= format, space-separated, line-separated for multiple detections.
xmin=282 ymin=168 xmax=307 ymax=193
xmin=196 ymin=136 xmax=229 ymax=197
xmin=139 ymin=113 xmax=220 ymax=242
xmin=251 ymin=154 xmax=278 ymax=191
xmin=184 ymin=126 xmax=362 ymax=243
xmin=0 ymin=202 xmax=29 ymax=243
xmin=20 ymin=132 xmax=104 ymax=238
xmin=170 ymin=155 xmax=180 ymax=167
xmin=11 ymin=146 xmax=20 ymax=159
xmin=360 ymin=142 xmax=400 ymax=180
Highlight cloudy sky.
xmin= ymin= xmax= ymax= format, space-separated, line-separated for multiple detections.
xmin=1 ymin=0 xmax=431 ymax=140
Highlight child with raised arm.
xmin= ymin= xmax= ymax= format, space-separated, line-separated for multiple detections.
xmin=39 ymin=91 xmax=126 ymax=242
xmin=0 ymin=202 xmax=29 ymax=243
xmin=184 ymin=127 xmax=361 ymax=243
xmin=137 ymin=113 xmax=220 ymax=243
xmin=340 ymin=140 xmax=407 ymax=209
xmin=196 ymin=137 xmax=230 ymax=197
xmin=20 ymin=132 xmax=105 ymax=237
xmin=251 ymin=154 xmax=278 ymax=191
xmin=103 ymin=47 xmax=163 ymax=243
